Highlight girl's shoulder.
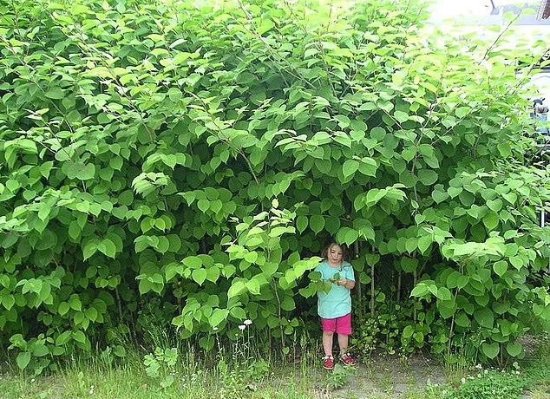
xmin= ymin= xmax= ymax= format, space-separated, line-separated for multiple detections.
xmin=317 ymin=260 xmax=329 ymax=268
xmin=341 ymin=261 xmax=353 ymax=269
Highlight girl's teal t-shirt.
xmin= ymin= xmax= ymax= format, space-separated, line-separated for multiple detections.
xmin=315 ymin=261 xmax=355 ymax=319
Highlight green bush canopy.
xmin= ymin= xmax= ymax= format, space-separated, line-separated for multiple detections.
xmin=0 ymin=0 xmax=549 ymax=373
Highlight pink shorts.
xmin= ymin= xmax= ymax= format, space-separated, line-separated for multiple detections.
xmin=321 ymin=313 xmax=352 ymax=335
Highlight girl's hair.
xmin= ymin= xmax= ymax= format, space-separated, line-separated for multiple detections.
xmin=321 ymin=242 xmax=346 ymax=261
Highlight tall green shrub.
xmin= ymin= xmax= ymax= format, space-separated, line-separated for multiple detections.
xmin=0 ymin=0 xmax=548 ymax=373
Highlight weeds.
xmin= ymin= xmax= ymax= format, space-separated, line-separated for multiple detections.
xmin=325 ymin=363 xmax=356 ymax=390
xmin=1 ymin=334 xmax=549 ymax=399
xmin=446 ymin=370 xmax=527 ymax=399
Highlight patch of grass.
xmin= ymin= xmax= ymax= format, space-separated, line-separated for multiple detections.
xmin=521 ymin=334 xmax=550 ymax=399
xmin=446 ymin=371 xmax=528 ymax=399
xmin=2 ymin=335 xmax=549 ymax=399
xmin=325 ymin=363 xmax=356 ymax=391
xmin=426 ymin=335 xmax=550 ymax=399
xmin=0 ymin=349 xmax=321 ymax=399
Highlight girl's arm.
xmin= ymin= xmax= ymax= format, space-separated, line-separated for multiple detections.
xmin=338 ymin=263 xmax=355 ymax=289
xmin=337 ymin=279 xmax=355 ymax=290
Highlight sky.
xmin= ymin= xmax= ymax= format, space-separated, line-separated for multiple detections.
xmin=429 ymin=0 xmax=542 ymax=20
xmin=430 ymin=0 xmax=494 ymax=20
xmin=428 ymin=0 xmax=550 ymax=100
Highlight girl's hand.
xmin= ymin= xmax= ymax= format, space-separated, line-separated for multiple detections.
xmin=337 ymin=279 xmax=347 ymax=287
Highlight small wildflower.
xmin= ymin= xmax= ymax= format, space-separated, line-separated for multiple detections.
xmin=475 ymin=364 xmax=482 ymax=369
xmin=213 ymin=327 xmax=219 ymax=331
xmin=244 ymin=319 xmax=252 ymax=326
xmin=238 ymin=325 xmax=246 ymax=331
xmin=461 ymin=377 xmax=466 ymax=384
xmin=31 ymin=379 xmax=35 ymax=383
xmin=484 ymin=369 xmax=488 ymax=374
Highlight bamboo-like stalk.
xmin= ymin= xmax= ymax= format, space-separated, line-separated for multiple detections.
xmin=354 ymin=241 xmax=362 ymax=320
xmin=413 ymin=270 xmax=417 ymax=322
xmin=397 ymin=271 xmax=402 ymax=303
xmin=370 ymin=257 xmax=375 ymax=317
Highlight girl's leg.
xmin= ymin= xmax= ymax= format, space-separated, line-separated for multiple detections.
xmin=338 ymin=333 xmax=357 ymax=366
xmin=322 ymin=332 xmax=334 ymax=357
xmin=337 ymin=333 xmax=349 ymax=354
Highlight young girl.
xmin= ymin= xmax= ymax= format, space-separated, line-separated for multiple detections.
xmin=315 ymin=243 xmax=357 ymax=370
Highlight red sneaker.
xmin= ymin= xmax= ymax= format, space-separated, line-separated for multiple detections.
xmin=322 ymin=356 xmax=335 ymax=370
xmin=340 ymin=353 xmax=357 ymax=367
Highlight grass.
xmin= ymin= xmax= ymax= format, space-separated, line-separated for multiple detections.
xmin=0 ymin=349 xmax=321 ymax=399
xmin=522 ymin=338 xmax=550 ymax=399
xmin=1 ymin=335 xmax=549 ymax=399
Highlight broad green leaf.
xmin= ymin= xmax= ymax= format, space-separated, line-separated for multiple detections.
xmin=510 ymin=256 xmax=524 ymax=270
xmin=206 ymin=267 xmax=220 ymax=283
xmin=342 ymin=160 xmax=359 ymax=179
xmin=58 ymin=302 xmax=70 ymax=316
xmin=493 ymin=261 xmax=508 ymax=277
xmin=296 ymin=215 xmax=308 ymax=234
xmin=418 ymin=169 xmax=438 ymax=186
xmin=487 ymin=199 xmax=503 ymax=212
xmin=197 ymin=199 xmax=210 ymax=213
xmin=73 ymin=330 xmax=86 ymax=344
xmin=336 ymin=227 xmax=358 ymax=246
xmin=98 ymin=238 xmax=117 ymax=258
xmin=310 ymin=215 xmax=325 ymax=234
xmin=83 ymin=240 xmax=98 ymax=260
xmin=506 ymin=341 xmax=522 ymax=357
xmin=246 ymin=279 xmax=261 ymax=295
xmin=209 ymin=308 xmax=229 ymax=327
xmin=183 ymin=256 xmax=202 ymax=269
xmin=228 ymin=281 xmax=246 ymax=298
xmin=394 ymin=110 xmax=408 ymax=123
xmin=418 ymin=235 xmax=432 ymax=254
xmin=410 ymin=283 xmax=428 ymax=297
xmin=230 ymin=307 xmax=247 ymax=320
xmin=474 ymin=308 xmax=494 ymax=329
xmin=69 ymin=296 xmax=82 ymax=311
xmin=370 ymin=127 xmax=386 ymax=141
xmin=85 ymin=308 xmax=98 ymax=322
xmin=16 ymin=352 xmax=31 ymax=370
xmin=436 ymin=287 xmax=452 ymax=301
xmin=455 ymin=312 xmax=471 ymax=328
xmin=358 ymin=157 xmax=378 ymax=177
xmin=432 ymin=189 xmax=449 ymax=204
xmin=2 ymin=294 xmax=15 ymax=311
xmin=481 ymin=342 xmax=500 ymax=359
xmin=257 ymin=18 xmax=275 ymax=35
xmin=191 ymin=269 xmax=207 ymax=285
xmin=482 ymin=212 xmax=499 ymax=231
xmin=45 ymin=87 xmax=65 ymax=99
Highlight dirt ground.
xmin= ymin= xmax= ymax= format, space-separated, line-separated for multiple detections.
xmin=309 ymin=353 xmax=449 ymax=399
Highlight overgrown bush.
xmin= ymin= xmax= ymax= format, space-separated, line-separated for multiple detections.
xmin=0 ymin=0 xmax=549 ymax=373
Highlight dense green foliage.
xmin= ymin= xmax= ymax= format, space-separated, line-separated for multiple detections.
xmin=0 ymin=0 xmax=549 ymax=374
xmin=447 ymin=371 xmax=527 ymax=399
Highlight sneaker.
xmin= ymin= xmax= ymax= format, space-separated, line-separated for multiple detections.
xmin=340 ymin=352 xmax=357 ymax=367
xmin=322 ymin=356 xmax=335 ymax=370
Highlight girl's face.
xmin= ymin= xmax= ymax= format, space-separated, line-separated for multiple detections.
xmin=327 ymin=245 xmax=343 ymax=265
